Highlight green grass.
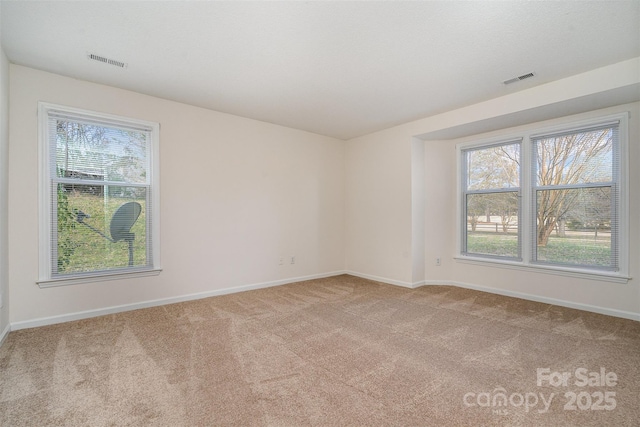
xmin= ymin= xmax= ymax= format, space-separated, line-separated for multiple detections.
xmin=467 ymin=232 xmax=519 ymax=257
xmin=536 ymin=236 xmax=611 ymax=267
xmin=58 ymin=191 xmax=147 ymax=274
xmin=467 ymin=231 xmax=611 ymax=266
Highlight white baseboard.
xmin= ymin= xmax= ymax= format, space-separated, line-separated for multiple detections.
xmin=10 ymin=270 xmax=348 ymax=331
xmin=8 ymin=269 xmax=639 ymax=332
xmin=448 ymin=280 xmax=640 ymax=322
xmin=0 ymin=323 xmax=10 ymax=347
xmin=346 ymin=271 xmax=639 ymax=321
xmin=345 ymin=271 xmax=419 ymax=288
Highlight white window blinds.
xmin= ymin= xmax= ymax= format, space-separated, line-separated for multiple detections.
xmin=39 ymin=103 xmax=160 ymax=283
xmin=531 ymin=122 xmax=619 ymax=270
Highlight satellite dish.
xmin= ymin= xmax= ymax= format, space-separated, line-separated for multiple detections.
xmin=110 ymin=202 xmax=142 ymax=242
xmin=75 ymin=201 xmax=142 ymax=266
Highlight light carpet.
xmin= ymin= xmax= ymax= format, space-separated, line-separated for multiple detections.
xmin=1 ymin=274 xmax=639 ymax=426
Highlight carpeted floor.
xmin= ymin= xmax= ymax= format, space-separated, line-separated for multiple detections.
xmin=1 ymin=274 xmax=639 ymax=426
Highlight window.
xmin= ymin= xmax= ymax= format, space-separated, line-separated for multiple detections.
xmin=38 ymin=103 xmax=160 ymax=285
xmin=462 ymin=141 xmax=521 ymax=259
xmin=458 ymin=114 xmax=628 ymax=279
xmin=531 ymin=124 xmax=619 ymax=269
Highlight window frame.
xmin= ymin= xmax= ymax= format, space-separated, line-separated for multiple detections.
xmin=456 ymin=113 xmax=629 ymax=283
xmin=37 ymin=102 xmax=161 ymax=287
xmin=461 ymin=139 xmax=523 ymax=261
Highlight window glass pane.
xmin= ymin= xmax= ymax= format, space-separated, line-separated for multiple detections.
xmin=459 ymin=116 xmax=623 ymax=275
xmin=56 ymin=184 xmax=148 ymax=274
xmin=466 ymin=143 xmax=520 ymax=190
xmin=55 ymin=120 xmax=148 ymax=184
xmin=466 ymin=192 xmax=519 ymax=258
xmin=535 ymin=187 xmax=613 ymax=268
xmin=535 ymin=128 xmax=613 ymax=187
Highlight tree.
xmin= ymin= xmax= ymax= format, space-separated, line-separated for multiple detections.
xmin=494 ymin=192 xmax=518 ymax=232
xmin=534 ymin=129 xmax=611 ymax=246
xmin=56 ymin=121 xmax=147 ymax=184
xmin=467 ymin=194 xmax=488 ymax=231
xmin=466 ymin=143 xmax=519 ymax=232
xmin=564 ymin=187 xmax=611 ymax=238
xmin=56 ymin=182 xmax=77 ymax=272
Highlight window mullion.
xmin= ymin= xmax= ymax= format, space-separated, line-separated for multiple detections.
xmin=516 ymin=137 xmax=529 ymax=264
xmin=53 ymin=177 xmax=149 ymax=188
xmin=466 ymin=188 xmax=520 ymax=195
xmin=535 ymin=182 xmax=614 ymax=191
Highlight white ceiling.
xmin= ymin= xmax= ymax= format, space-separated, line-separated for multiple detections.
xmin=2 ymin=1 xmax=639 ymax=140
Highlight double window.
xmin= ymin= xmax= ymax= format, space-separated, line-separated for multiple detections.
xmin=38 ymin=103 xmax=160 ymax=285
xmin=459 ymin=114 xmax=627 ymax=278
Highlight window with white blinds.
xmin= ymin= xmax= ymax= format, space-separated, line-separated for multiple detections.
xmin=531 ymin=123 xmax=619 ymax=270
xmin=458 ymin=113 xmax=628 ymax=279
xmin=38 ymin=103 xmax=160 ymax=284
xmin=462 ymin=140 xmax=521 ymax=260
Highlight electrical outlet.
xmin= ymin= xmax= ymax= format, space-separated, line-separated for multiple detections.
xmin=436 ymin=258 xmax=441 ymax=266
xmin=279 ymin=257 xmax=284 ymax=265
xmin=290 ymin=256 xmax=295 ymax=265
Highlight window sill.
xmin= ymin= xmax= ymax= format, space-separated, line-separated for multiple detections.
xmin=37 ymin=268 xmax=162 ymax=288
xmin=454 ymin=256 xmax=630 ymax=284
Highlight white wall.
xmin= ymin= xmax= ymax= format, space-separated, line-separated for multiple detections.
xmin=0 ymin=3 xmax=11 ymax=340
xmin=8 ymin=65 xmax=345 ymax=326
xmin=344 ymin=127 xmax=413 ymax=285
xmin=345 ymin=58 xmax=640 ymax=319
xmin=411 ymin=138 xmax=425 ymax=285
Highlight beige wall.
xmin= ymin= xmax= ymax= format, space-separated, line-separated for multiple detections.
xmin=8 ymin=65 xmax=345 ymax=325
xmin=344 ymin=127 xmax=413 ymax=285
xmin=345 ymin=58 xmax=640 ymax=318
xmin=0 ymin=3 xmax=10 ymax=339
xmin=6 ymin=57 xmax=640 ymax=328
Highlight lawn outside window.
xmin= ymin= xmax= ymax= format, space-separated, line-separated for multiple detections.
xmin=457 ymin=113 xmax=629 ymax=282
xmin=38 ymin=103 xmax=161 ymax=287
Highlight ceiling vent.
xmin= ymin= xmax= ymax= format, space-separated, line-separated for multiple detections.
xmin=87 ymin=53 xmax=127 ymax=68
xmin=503 ymin=72 xmax=535 ymax=85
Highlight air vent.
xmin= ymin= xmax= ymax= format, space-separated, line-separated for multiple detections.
xmin=503 ymin=72 xmax=535 ymax=85
xmin=87 ymin=53 xmax=127 ymax=68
